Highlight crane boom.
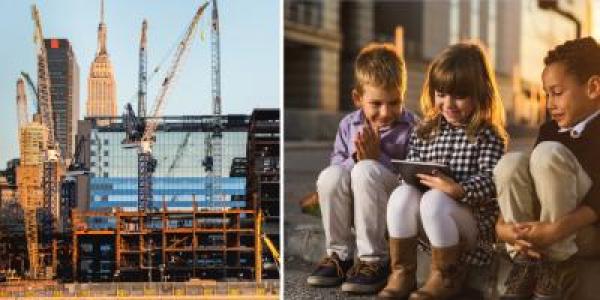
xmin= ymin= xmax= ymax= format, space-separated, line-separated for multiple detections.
xmin=20 ymin=72 xmax=39 ymax=113
xmin=31 ymin=5 xmax=57 ymax=155
xmin=134 ymin=1 xmax=209 ymax=213
xmin=142 ymin=2 xmax=209 ymax=145
xmin=16 ymin=78 xmax=29 ymax=130
xmin=138 ymin=20 xmax=148 ymax=118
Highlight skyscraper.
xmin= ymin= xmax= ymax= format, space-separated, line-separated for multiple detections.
xmin=45 ymin=39 xmax=79 ymax=160
xmin=86 ymin=0 xmax=117 ymax=125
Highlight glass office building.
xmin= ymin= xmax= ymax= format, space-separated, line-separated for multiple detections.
xmin=79 ymin=116 xmax=249 ymax=211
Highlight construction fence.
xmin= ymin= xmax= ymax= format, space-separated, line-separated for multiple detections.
xmin=0 ymin=280 xmax=279 ymax=298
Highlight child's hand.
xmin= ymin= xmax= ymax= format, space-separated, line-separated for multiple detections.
xmin=517 ymin=221 xmax=561 ymax=250
xmin=354 ymin=122 xmax=380 ymax=161
xmin=416 ymin=171 xmax=465 ymax=200
xmin=496 ymin=221 xmax=542 ymax=258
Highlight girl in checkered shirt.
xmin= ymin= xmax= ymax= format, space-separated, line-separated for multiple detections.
xmin=379 ymin=42 xmax=508 ymax=300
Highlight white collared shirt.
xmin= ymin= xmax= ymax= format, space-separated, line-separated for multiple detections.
xmin=558 ymin=110 xmax=600 ymax=138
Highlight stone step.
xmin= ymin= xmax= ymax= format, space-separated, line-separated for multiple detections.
xmin=285 ymin=217 xmax=600 ymax=299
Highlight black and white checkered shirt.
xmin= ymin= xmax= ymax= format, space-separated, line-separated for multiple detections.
xmin=407 ymin=118 xmax=505 ymax=266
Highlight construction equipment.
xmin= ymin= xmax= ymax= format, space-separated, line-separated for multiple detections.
xmin=203 ymin=0 xmax=223 ymax=203
xmin=20 ymin=72 xmax=39 ymax=114
xmin=16 ymin=4 xmax=64 ymax=279
xmin=122 ymin=1 xmax=210 ymax=213
xmin=138 ymin=20 xmax=148 ymax=118
xmin=211 ymin=0 xmax=221 ymax=116
xmin=31 ymin=5 xmax=59 ymax=160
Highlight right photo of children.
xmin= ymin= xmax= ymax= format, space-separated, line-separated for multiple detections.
xmin=283 ymin=1 xmax=600 ymax=300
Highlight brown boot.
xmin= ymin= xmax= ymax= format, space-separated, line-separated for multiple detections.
xmin=409 ymin=244 xmax=466 ymax=300
xmin=378 ymin=237 xmax=418 ymax=299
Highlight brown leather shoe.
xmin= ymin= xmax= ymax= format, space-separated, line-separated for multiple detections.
xmin=533 ymin=258 xmax=577 ymax=300
xmin=378 ymin=237 xmax=418 ymax=299
xmin=500 ymin=253 xmax=540 ymax=300
xmin=409 ymin=244 xmax=466 ymax=300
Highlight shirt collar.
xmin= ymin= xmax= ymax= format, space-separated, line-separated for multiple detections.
xmin=351 ymin=109 xmax=410 ymax=128
xmin=440 ymin=116 xmax=467 ymax=130
xmin=557 ymin=110 xmax=600 ymax=138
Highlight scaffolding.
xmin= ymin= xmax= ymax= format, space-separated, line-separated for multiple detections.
xmin=72 ymin=204 xmax=257 ymax=282
xmin=247 ymin=109 xmax=280 ymax=281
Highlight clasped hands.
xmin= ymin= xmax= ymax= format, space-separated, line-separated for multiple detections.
xmin=496 ymin=220 xmax=562 ymax=259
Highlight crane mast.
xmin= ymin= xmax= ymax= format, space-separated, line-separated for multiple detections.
xmin=203 ymin=0 xmax=223 ymax=203
xmin=138 ymin=20 xmax=148 ymax=118
xmin=211 ymin=0 xmax=221 ymax=116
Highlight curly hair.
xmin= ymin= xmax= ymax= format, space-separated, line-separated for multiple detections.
xmin=544 ymin=37 xmax=600 ymax=84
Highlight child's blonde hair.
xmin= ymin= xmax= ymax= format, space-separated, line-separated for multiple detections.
xmin=417 ymin=41 xmax=508 ymax=144
xmin=354 ymin=43 xmax=406 ymax=101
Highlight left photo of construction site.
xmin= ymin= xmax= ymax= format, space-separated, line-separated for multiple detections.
xmin=0 ymin=0 xmax=281 ymax=298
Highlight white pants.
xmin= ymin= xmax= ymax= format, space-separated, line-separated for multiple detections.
xmin=387 ymin=185 xmax=478 ymax=249
xmin=317 ymin=160 xmax=398 ymax=262
xmin=494 ymin=141 xmax=593 ymax=261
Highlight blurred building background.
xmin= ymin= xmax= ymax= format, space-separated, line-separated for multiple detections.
xmin=285 ymin=0 xmax=599 ymax=141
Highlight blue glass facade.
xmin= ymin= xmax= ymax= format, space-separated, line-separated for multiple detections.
xmin=86 ymin=118 xmax=248 ymax=211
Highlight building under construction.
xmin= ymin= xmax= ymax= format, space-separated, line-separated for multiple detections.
xmin=1 ymin=1 xmax=280 ymax=286
xmin=0 ymin=109 xmax=280 ymax=283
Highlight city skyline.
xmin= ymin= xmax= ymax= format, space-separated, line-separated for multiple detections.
xmin=0 ymin=0 xmax=280 ymax=165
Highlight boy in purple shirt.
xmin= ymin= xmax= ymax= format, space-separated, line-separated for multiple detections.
xmin=307 ymin=43 xmax=416 ymax=294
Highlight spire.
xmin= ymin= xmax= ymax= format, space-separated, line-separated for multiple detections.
xmin=97 ymin=0 xmax=107 ymax=55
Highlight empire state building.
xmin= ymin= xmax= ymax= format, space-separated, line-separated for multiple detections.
xmin=86 ymin=0 xmax=116 ymax=125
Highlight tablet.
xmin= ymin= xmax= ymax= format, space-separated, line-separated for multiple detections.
xmin=391 ymin=159 xmax=453 ymax=191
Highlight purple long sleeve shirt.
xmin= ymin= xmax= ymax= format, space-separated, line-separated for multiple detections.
xmin=330 ymin=109 xmax=417 ymax=173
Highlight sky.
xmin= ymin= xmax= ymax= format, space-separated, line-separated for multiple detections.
xmin=0 ymin=0 xmax=281 ymax=165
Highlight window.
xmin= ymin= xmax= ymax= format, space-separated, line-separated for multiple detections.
xmin=101 ymin=195 xmax=109 ymax=201
xmin=103 ymin=162 xmax=109 ymax=167
xmin=103 ymin=172 xmax=108 ymax=178
xmin=104 ymin=139 xmax=109 ymax=145
xmin=91 ymin=151 xmax=96 ymax=157
xmin=103 ymin=150 xmax=109 ymax=156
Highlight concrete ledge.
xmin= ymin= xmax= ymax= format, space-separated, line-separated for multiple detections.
xmin=285 ymin=215 xmax=600 ymax=299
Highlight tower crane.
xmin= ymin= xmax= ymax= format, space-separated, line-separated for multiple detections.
xmin=123 ymin=1 xmax=209 ymax=213
xmin=203 ymin=0 xmax=223 ymax=203
xmin=31 ymin=5 xmax=59 ymax=161
xmin=16 ymin=5 xmax=64 ymax=279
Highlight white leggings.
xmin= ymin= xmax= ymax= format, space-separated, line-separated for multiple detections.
xmin=387 ymin=184 xmax=478 ymax=248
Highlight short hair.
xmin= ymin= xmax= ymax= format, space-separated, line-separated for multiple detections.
xmin=544 ymin=37 xmax=600 ymax=84
xmin=354 ymin=43 xmax=406 ymax=100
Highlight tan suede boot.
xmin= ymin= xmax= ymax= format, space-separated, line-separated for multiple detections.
xmin=378 ymin=237 xmax=418 ymax=299
xmin=409 ymin=244 xmax=466 ymax=300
